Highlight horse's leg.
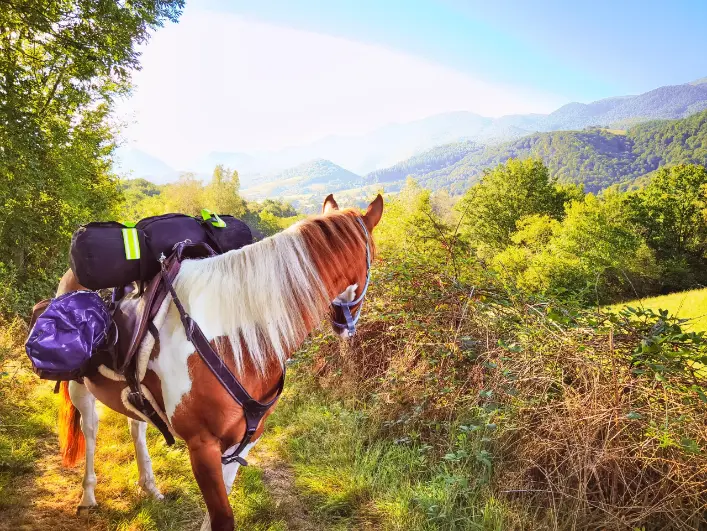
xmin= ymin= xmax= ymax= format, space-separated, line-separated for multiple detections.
xmin=199 ymin=441 xmax=258 ymax=531
xmin=68 ymin=380 xmax=99 ymax=510
xmin=128 ymin=418 xmax=164 ymax=500
xmin=188 ymin=437 xmax=247 ymax=531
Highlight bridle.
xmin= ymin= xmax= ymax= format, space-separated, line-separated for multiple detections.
xmin=330 ymin=216 xmax=371 ymax=337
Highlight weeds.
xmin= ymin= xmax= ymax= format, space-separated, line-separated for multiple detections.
xmin=281 ymin=253 xmax=707 ymax=530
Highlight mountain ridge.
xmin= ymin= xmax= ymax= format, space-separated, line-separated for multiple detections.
xmin=116 ymin=76 xmax=707 ymax=183
xmin=364 ymin=109 xmax=707 ymax=195
xmin=241 ymin=159 xmax=361 ymax=199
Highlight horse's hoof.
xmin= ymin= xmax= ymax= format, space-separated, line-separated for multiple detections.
xmin=138 ymin=480 xmax=164 ymax=500
xmin=151 ymin=491 xmax=165 ymax=501
xmin=76 ymin=504 xmax=98 ymax=515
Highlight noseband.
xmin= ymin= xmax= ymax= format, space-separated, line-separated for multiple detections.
xmin=330 ymin=216 xmax=371 ymax=337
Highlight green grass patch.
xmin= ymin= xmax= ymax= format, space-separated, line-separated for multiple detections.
xmin=262 ymin=369 xmax=511 ymax=530
xmin=610 ymin=287 xmax=707 ymax=331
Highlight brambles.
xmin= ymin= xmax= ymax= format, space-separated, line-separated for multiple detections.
xmin=282 ymin=184 xmax=707 ymax=529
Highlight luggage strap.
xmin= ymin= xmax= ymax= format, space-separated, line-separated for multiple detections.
xmin=159 ymin=246 xmax=285 ymax=465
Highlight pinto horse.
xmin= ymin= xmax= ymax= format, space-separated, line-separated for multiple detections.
xmin=55 ymin=194 xmax=383 ymax=530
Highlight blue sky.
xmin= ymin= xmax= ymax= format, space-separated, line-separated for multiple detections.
xmin=116 ymin=0 xmax=707 ymax=168
xmin=203 ymin=0 xmax=707 ymax=101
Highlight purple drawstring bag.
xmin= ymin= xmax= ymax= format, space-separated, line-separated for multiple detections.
xmin=25 ymin=290 xmax=112 ymax=380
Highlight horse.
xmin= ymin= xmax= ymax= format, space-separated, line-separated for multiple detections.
xmin=55 ymin=193 xmax=383 ymax=530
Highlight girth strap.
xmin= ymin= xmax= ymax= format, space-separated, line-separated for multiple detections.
xmin=159 ymin=256 xmax=285 ymax=466
xmin=125 ymin=371 xmax=176 ymax=447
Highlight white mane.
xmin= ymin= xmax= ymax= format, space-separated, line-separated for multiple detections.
xmin=172 ymin=224 xmax=329 ymax=374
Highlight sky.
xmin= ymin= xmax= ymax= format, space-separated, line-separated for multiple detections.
xmin=115 ymin=0 xmax=707 ymax=169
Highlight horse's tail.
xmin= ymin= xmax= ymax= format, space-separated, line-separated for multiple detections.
xmin=58 ymin=381 xmax=85 ymax=467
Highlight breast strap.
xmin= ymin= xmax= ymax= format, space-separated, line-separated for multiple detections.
xmin=160 ymin=255 xmax=285 ymax=466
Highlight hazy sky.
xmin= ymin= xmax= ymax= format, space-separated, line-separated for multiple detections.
xmin=116 ymin=0 xmax=707 ymax=168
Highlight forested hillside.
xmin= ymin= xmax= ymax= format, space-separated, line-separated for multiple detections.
xmin=366 ymin=109 xmax=707 ymax=193
xmin=364 ymin=141 xmax=482 ymax=185
xmin=242 ymin=159 xmax=361 ymax=198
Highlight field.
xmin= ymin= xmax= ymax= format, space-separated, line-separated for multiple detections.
xmin=610 ymin=287 xmax=707 ymax=331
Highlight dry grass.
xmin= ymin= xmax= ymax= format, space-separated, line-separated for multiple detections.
xmin=485 ymin=325 xmax=707 ymax=530
xmin=298 ymin=258 xmax=707 ymax=530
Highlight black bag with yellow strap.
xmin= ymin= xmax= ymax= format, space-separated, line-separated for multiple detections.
xmin=69 ymin=210 xmax=252 ymax=290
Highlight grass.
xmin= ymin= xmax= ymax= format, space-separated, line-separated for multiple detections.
xmin=2 ymin=266 xmax=707 ymax=530
xmin=0 ymin=339 xmax=288 ymax=530
xmin=609 ymin=287 xmax=707 ymax=331
xmin=262 ymin=364 xmax=510 ymax=531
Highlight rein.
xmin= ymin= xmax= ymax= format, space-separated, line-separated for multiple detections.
xmin=330 ymin=216 xmax=371 ymax=337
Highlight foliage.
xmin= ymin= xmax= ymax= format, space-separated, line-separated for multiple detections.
xmin=118 ymin=168 xmax=302 ymax=238
xmin=281 ymin=216 xmax=706 ymax=529
xmin=0 ymin=0 xmax=184 ymax=316
xmin=493 ymin=193 xmax=658 ymax=303
xmin=202 ymin=165 xmax=247 ymax=218
xmin=624 ymin=164 xmax=707 ymax=290
xmin=456 ymin=158 xmax=578 ymax=256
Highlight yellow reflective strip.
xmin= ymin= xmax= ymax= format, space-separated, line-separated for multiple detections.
xmin=129 ymin=228 xmax=141 ymax=259
xmin=122 ymin=228 xmax=141 ymax=260
xmin=122 ymin=228 xmax=131 ymax=259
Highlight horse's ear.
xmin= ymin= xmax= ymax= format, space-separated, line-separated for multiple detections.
xmin=322 ymin=194 xmax=339 ymax=214
xmin=363 ymin=194 xmax=383 ymax=231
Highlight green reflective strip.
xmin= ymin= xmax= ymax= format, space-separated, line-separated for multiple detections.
xmin=122 ymin=228 xmax=141 ymax=260
xmin=201 ymin=208 xmax=226 ymax=228
xmin=121 ymin=221 xmax=137 ymax=228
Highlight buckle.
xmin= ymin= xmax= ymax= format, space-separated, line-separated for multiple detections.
xmin=127 ymin=390 xmax=145 ymax=408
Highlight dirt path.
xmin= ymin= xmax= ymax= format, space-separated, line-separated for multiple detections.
xmin=0 ymin=438 xmax=96 ymax=531
xmin=0 ymin=417 xmax=317 ymax=531
xmin=250 ymin=446 xmax=317 ymax=531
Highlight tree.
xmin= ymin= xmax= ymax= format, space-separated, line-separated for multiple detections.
xmin=202 ymin=165 xmax=247 ymax=217
xmin=625 ymin=164 xmax=707 ymax=290
xmin=457 ymin=158 xmax=578 ymax=256
xmin=493 ymin=193 xmax=658 ymax=302
xmin=160 ymin=173 xmax=205 ymax=217
xmin=0 ymin=0 xmax=184 ymax=315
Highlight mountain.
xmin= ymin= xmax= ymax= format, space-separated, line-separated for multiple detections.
xmin=543 ymin=82 xmax=707 ymax=130
xmin=113 ymin=147 xmax=178 ymax=184
xmin=187 ymin=112 xmax=531 ymax=178
xmin=369 ymin=109 xmax=707 ymax=194
xmin=241 ymin=159 xmax=361 ymax=199
xmin=115 ymin=77 xmax=707 ymax=184
xmin=210 ymin=77 xmax=707 ymax=178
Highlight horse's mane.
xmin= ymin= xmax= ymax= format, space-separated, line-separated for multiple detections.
xmin=173 ymin=209 xmax=369 ymax=374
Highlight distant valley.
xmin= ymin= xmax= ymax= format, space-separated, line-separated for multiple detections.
xmin=116 ymin=77 xmax=707 ymax=209
xmin=244 ymin=108 xmax=707 ymax=212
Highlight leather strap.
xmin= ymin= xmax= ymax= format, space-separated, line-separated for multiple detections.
xmin=90 ymin=321 xmax=176 ymax=446
xmin=160 ymin=247 xmax=285 ymax=465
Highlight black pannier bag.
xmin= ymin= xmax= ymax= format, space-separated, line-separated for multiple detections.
xmin=70 ymin=211 xmax=252 ymax=290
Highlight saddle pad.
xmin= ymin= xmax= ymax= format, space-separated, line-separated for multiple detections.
xmin=97 ymin=293 xmax=172 ymax=383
